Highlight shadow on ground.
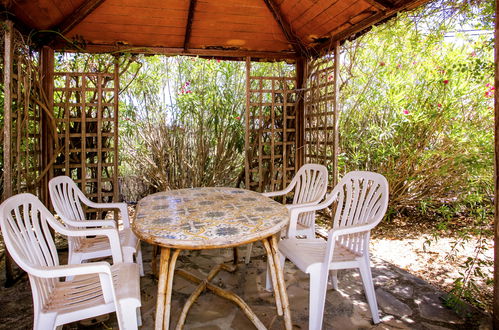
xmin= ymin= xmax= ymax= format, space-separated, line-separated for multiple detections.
xmin=0 ymin=242 xmax=492 ymax=329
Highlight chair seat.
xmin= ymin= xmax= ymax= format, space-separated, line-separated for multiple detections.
xmin=74 ymin=227 xmax=138 ymax=256
xmin=44 ymin=263 xmax=141 ymax=326
xmin=278 ymin=238 xmax=362 ymax=273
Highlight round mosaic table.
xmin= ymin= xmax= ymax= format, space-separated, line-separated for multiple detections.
xmin=133 ymin=187 xmax=292 ymax=330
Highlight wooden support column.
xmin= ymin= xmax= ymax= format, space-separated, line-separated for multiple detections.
xmin=244 ymin=57 xmax=251 ymax=189
xmin=332 ymin=41 xmax=340 ymax=187
xmin=295 ymin=56 xmax=306 ymax=170
xmin=493 ymin=0 xmax=499 ymax=326
xmin=40 ymin=46 xmax=55 ymax=206
xmin=2 ymin=20 xmax=14 ymax=286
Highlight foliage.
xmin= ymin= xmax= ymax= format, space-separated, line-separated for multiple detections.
xmin=339 ymin=8 xmax=494 ymax=213
xmin=119 ymin=56 xmax=247 ymax=197
xmin=338 ymin=0 xmax=494 ymax=310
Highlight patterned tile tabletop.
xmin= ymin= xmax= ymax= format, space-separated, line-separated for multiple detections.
xmin=132 ymin=187 xmax=289 ymax=249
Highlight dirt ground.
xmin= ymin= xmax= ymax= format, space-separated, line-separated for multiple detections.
xmin=0 ymin=208 xmax=494 ymax=318
xmin=369 ymin=215 xmax=494 ymax=313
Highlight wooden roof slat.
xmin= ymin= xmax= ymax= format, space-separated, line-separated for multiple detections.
xmin=301 ymin=0 xmax=373 ymax=37
xmin=314 ymin=0 xmax=431 ymax=53
xmin=5 ymin=0 xmax=434 ymax=60
xmin=184 ymin=0 xmax=198 ymax=50
xmin=56 ymin=0 xmax=107 ymax=34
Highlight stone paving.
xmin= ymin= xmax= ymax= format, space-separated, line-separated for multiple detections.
xmin=0 ymin=242 xmax=492 ymax=329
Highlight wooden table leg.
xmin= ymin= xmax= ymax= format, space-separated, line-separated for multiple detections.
xmin=262 ymin=238 xmax=283 ymax=315
xmin=155 ymin=248 xmax=170 ymax=330
xmin=155 ymin=248 xmax=180 ymax=330
xmin=266 ymin=235 xmax=292 ymax=330
xmin=164 ymin=249 xmax=180 ymax=330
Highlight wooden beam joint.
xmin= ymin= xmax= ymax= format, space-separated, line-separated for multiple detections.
xmin=56 ymin=0 xmax=107 ymax=34
xmin=262 ymin=0 xmax=309 ymax=57
xmin=183 ymin=0 xmax=198 ymax=51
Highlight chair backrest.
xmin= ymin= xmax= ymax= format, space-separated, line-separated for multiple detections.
xmin=49 ymin=176 xmax=88 ymax=225
xmin=0 ymin=193 xmax=60 ymax=312
xmin=329 ymin=171 xmax=389 ymax=254
xmin=291 ymin=163 xmax=328 ymax=205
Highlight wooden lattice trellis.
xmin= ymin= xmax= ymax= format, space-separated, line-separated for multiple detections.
xmin=244 ymin=59 xmax=297 ymax=193
xmin=53 ymin=69 xmax=119 ymax=217
xmin=304 ymin=49 xmax=339 ymax=190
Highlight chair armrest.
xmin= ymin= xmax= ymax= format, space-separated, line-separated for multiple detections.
xmin=81 ymin=199 xmax=130 ymax=228
xmin=262 ymin=190 xmax=287 ymax=198
xmin=286 ymin=193 xmax=338 ymax=237
xmin=329 ymin=223 xmax=376 ymax=238
xmin=50 ymin=221 xmax=124 ymax=263
xmin=29 ymin=261 xmax=112 ymax=278
xmin=61 ymin=218 xmax=117 ymax=229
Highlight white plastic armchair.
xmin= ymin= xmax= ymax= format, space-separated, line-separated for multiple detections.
xmin=49 ymin=176 xmax=143 ymax=275
xmin=0 ymin=193 xmax=141 ymax=330
xmin=245 ymin=163 xmax=328 ymax=263
xmin=277 ymin=171 xmax=389 ymax=329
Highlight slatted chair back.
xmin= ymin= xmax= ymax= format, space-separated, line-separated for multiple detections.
xmin=49 ymin=176 xmax=87 ymax=226
xmin=290 ymin=164 xmax=328 ymax=231
xmin=328 ymin=171 xmax=389 ymax=258
xmin=0 ymin=194 xmax=61 ymax=316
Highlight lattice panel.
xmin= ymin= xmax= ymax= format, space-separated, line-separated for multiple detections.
xmin=304 ymin=55 xmax=337 ymax=190
xmin=53 ymin=72 xmax=119 ymax=216
xmin=245 ymin=72 xmax=297 ymax=193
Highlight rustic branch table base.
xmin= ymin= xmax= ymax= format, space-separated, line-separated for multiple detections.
xmin=154 ymin=235 xmax=291 ymax=330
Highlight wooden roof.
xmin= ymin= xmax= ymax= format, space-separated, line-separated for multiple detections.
xmin=3 ymin=0 xmax=431 ymax=60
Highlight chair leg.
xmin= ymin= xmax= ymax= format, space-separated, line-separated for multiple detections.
xmin=117 ymin=304 xmax=139 ymax=330
xmin=329 ymin=270 xmax=338 ymax=290
xmin=35 ymin=312 xmax=57 ymax=330
xmin=135 ymin=242 xmax=144 ymax=276
xmin=308 ymin=269 xmax=329 ymax=330
xmin=358 ymin=260 xmax=380 ymax=324
xmin=245 ymin=243 xmax=253 ymax=264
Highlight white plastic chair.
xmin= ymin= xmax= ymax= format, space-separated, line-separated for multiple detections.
xmin=277 ymin=171 xmax=389 ymax=329
xmin=0 ymin=193 xmax=141 ymax=330
xmin=49 ymin=176 xmax=143 ymax=276
xmin=245 ymin=163 xmax=328 ymax=263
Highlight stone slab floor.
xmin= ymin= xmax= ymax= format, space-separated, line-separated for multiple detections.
xmin=0 ymin=242 xmax=492 ymax=329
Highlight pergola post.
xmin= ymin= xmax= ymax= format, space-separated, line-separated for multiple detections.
xmin=295 ymin=56 xmax=306 ymax=170
xmin=332 ymin=41 xmax=340 ymax=187
xmin=39 ymin=46 xmax=55 ymax=206
xmin=493 ymin=0 xmax=499 ymax=327
xmin=2 ymin=20 xmax=14 ymax=286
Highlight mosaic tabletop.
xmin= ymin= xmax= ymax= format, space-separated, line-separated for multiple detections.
xmin=132 ymin=187 xmax=290 ymax=249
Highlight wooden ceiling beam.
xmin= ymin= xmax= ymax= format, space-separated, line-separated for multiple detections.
xmin=56 ymin=0 xmax=107 ymax=34
xmin=183 ymin=0 xmax=198 ymax=51
xmin=50 ymin=43 xmax=297 ymax=61
xmin=262 ymin=0 xmax=309 ymax=57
